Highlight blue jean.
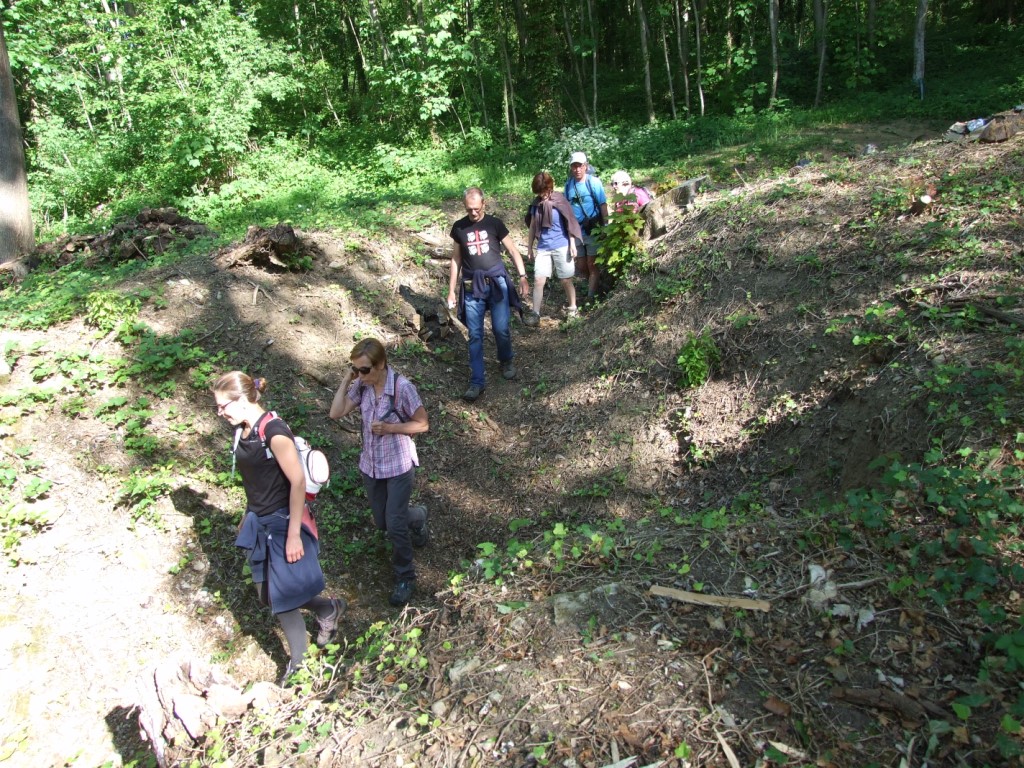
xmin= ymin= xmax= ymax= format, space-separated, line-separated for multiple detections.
xmin=463 ymin=275 xmax=514 ymax=387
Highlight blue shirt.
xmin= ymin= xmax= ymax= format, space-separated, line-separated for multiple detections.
xmin=536 ymin=205 xmax=570 ymax=251
xmin=564 ymin=175 xmax=607 ymax=222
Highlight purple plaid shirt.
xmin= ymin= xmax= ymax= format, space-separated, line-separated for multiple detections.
xmin=347 ymin=367 xmax=423 ymax=479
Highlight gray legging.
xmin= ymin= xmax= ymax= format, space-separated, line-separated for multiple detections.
xmin=256 ymin=582 xmax=334 ymax=667
xmin=362 ymin=466 xmax=416 ymax=581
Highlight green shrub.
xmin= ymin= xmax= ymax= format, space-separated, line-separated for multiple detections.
xmin=676 ymin=330 xmax=720 ymax=388
xmin=593 ymin=206 xmax=646 ymax=279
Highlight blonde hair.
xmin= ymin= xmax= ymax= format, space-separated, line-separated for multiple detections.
xmin=350 ymin=338 xmax=387 ymax=367
xmin=211 ymin=371 xmax=265 ymax=402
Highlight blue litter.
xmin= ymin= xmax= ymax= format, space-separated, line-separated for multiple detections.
xmin=966 ymin=118 xmax=988 ymax=132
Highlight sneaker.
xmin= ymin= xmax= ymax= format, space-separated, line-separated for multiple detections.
xmin=462 ymin=384 xmax=484 ymax=402
xmin=389 ymin=579 xmax=415 ymax=607
xmin=501 ymin=360 xmax=517 ymax=380
xmin=409 ymin=505 xmax=429 ymax=548
xmin=315 ymin=597 xmax=347 ymax=647
xmin=565 ymin=306 xmax=580 ymax=319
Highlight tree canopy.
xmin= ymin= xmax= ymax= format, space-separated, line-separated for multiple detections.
xmin=1 ymin=0 xmax=1020 ymax=231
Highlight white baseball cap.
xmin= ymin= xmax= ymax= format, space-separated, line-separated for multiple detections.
xmin=570 ymin=152 xmax=588 ymax=165
xmin=610 ymin=170 xmax=632 ymax=186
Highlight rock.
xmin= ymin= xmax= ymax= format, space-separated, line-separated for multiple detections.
xmin=448 ymin=656 xmax=482 ymax=685
xmin=205 ymin=684 xmax=249 ymax=718
xmin=643 ymin=176 xmax=706 ymax=239
xmin=550 ymin=582 xmax=621 ymax=627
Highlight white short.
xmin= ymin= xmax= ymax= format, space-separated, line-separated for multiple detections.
xmin=534 ymin=246 xmax=575 ymax=280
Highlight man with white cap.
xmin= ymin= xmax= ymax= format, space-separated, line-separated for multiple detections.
xmin=564 ymin=151 xmax=608 ymax=305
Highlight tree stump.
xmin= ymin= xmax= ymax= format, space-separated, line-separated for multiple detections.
xmin=643 ymin=175 xmax=707 ymax=239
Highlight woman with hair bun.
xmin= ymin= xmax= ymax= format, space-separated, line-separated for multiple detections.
xmin=212 ymin=371 xmax=345 ymax=686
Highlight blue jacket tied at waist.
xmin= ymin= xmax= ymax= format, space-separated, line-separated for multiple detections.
xmin=235 ymin=509 xmax=325 ymax=614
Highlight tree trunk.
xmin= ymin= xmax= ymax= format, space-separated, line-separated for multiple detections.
xmin=867 ymin=0 xmax=876 ymax=49
xmin=346 ymin=14 xmax=369 ymax=95
xmin=637 ymin=0 xmax=656 ymax=123
xmin=0 ymin=25 xmax=34 ymax=264
xmin=674 ymin=0 xmax=691 ymax=115
xmin=587 ymin=0 xmax=598 ymax=123
xmin=465 ymin=0 xmax=488 ymax=128
xmin=366 ymin=0 xmax=391 ymax=62
xmin=769 ymin=0 xmax=780 ymax=102
xmin=913 ymin=0 xmax=928 ymax=98
xmin=562 ymin=3 xmax=592 ymax=126
xmin=813 ymin=0 xmax=827 ymax=107
xmin=691 ymin=0 xmax=705 ymax=116
xmin=497 ymin=12 xmax=516 ymax=145
xmin=512 ymin=0 xmax=527 ymax=71
xmin=661 ymin=19 xmax=677 ymax=120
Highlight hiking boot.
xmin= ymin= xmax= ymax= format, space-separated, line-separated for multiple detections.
xmin=389 ymin=579 xmax=415 ymax=607
xmin=462 ymin=384 xmax=484 ymax=402
xmin=501 ymin=360 xmax=517 ymax=380
xmin=315 ymin=597 xmax=347 ymax=647
xmin=409 ymin=505 xmax=429 ymax=548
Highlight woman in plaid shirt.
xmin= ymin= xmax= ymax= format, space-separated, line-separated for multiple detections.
xmin=330 ymin=338 xmax=429 ymax=606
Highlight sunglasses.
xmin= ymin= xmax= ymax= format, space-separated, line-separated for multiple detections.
xmin=611 ymin=181 xmax=628 ymax=187
xmin=351 ymin=364 xmax=373 ymax=375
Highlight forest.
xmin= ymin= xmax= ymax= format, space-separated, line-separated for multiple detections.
xmin=1 ymin=0 xmax=1021 ymax=252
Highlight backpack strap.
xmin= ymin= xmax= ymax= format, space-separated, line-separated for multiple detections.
xmin=230 ymin=410 xmax=280 ymax=479
xmin=255 ymin=410 xmax=281 ymax=457
xmin=381 ymin=374 xmax=408 ymax=423
xmin=585 ymin=177 xmax=598 ymax=217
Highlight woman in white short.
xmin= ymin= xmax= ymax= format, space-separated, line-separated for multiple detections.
xmin=525 ymin=171 xmax=584 ymax=319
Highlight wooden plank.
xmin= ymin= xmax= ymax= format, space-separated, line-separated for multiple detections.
xmin=649 ymin=584 xmax=772 ymax=612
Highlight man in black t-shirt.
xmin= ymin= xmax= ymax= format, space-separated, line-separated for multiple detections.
xmin=447 ymin=187 xmax=530 ymax=402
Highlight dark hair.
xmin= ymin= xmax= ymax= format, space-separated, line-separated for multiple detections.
xmin=350 ymin=338 xmax=387 ymax=367
xmin=531 ymin=171 xmax=554 ymax=196
xmin=211 ymin=371 xmax=264 ymax=402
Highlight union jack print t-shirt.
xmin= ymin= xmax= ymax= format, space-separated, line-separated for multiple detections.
xmin=449 ymin=214 xmax=509 ymax=271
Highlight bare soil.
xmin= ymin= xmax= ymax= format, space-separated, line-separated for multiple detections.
xmin=1 ymin=123 xmax=1022 ymax=767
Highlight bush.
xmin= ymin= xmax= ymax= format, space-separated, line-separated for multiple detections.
xmin=676 ymin=330 xmax=720 ymax=388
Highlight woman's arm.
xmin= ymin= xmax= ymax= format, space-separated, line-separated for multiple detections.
xmin=371 ymin=405 xmax=429 ymax=437
xmin=329 ymin=371 xmax=356 ymax=420
xmin=269 ymin=433 xmax=308 ymax=563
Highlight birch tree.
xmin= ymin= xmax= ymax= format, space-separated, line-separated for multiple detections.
xmin=913 ymin=0 xmax=928 ymax=98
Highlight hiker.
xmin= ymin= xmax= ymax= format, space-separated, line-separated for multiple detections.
xmin=564 ymin=152 xmax=608 ymax=304
xmin=609 ymin=170 xmax=652 ymax=213
xmin=213 ymin=371 xmax=345 ymax=687
xmin=525 ymin=171 xmax=583 ymax=320
xmin=447 ymin=186 xmax=530 ymax=402
xmin=329 ymin=338 xmax=429 ymax=607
